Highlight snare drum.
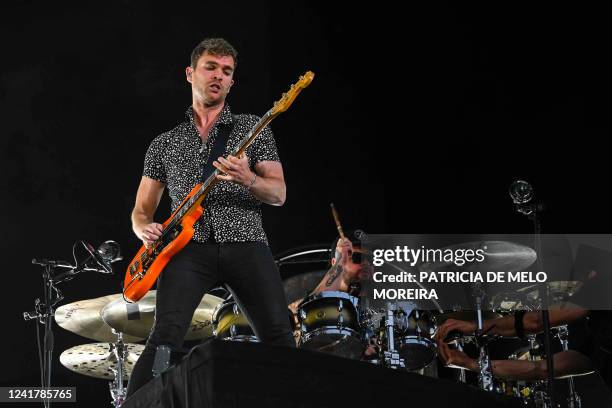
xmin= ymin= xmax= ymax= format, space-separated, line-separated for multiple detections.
xmin=297 ymin=291 xmax=363 ymax=359
xmin=212 ymin=299 xmax=259 ymax=342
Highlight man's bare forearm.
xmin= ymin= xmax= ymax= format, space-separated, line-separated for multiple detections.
xmin=247 ymin=172 xmax=286 ymax=205
xmin=485 ymin=304 xmax=588 ymax=337
xmin=131 ymin=208 xmax=154 ymax=234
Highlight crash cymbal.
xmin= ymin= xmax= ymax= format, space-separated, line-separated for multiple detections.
xmin=55 ymin=295 xmax=144 ymax=343
xmin=420 ymin=241 xmax=537 ymax=273
xmin=556 ymin=370 xmax=596 ymax=379
xmin=60 ymin=343 xmax=143 ymax=380
xmin=433 ymin=310 xmax=503 ymax=326
xmin=101 ymin=290 xmax=224 ymax=341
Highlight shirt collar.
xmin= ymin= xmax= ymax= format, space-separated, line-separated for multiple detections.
xmin=185 ymin=104 xmax=234 ymax=127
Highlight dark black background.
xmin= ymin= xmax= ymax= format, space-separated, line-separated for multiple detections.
xmin=1 ymin=1 xmax=610 ymax=406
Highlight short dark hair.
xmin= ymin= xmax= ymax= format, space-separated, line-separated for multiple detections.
xmin=190 ymin=38 xmax=238 ymax=69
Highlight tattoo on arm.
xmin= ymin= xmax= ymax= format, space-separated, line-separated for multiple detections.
xmin=326 ymin=264 xmax=342 ymax=287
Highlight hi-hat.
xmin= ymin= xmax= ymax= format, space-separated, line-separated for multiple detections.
xmin=59 ymin=343 xmax=144 ymax=380
xmin=55 ymin=295 xmax=143 ymax=343
xmin=102 ymin=290 xmax=224 ymax=340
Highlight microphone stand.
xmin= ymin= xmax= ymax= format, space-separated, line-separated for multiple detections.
xmin=23 ymin=241 xmax=120 ymax=408
xmin=472 ymin=282 xmax=493 ymax=391
xmin=532 ymin=212 xmax=556 ymax=408
xmin=24 ymin=259 xmax=68 ymax=408
xmin=511 ymin=181 xmax=555 ymax=408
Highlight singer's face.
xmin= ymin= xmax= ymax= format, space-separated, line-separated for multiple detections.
xmin=187 ymin=51 xmax=235 ymax=107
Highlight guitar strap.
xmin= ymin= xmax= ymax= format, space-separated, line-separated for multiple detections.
xmin=200 ymin=114 xmax=237 ymax=182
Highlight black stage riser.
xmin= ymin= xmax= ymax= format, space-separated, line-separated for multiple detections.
xmin=123 ymin=339 xmax=523 ymax=408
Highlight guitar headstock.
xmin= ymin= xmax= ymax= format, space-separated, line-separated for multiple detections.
xmin=271 ymin=71 xmax=315 ymax=115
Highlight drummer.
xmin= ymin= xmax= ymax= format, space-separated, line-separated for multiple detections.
xmin=288 ymin=233 xmax=372 ymax=314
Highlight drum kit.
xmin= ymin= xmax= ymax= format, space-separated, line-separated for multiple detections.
xmin=277 ymin=240 xmax=593 ymax=408
xmin=28 ymin=238 xmax=588 ymax=408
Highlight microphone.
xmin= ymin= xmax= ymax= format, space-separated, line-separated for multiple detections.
xmin=80 ymin=240 xmax=122 ymax=274
xmin=509 ymin=179 xmax=534 ymax=205
xmin=84 ymin=240 xmax=122 ymax=273
xmin=509 ymin=180 xmax=544 ymax=216
xmin=50 ymin=241 xmax=122 ymax=283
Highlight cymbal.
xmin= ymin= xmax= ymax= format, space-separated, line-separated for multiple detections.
xmin=433 ymin=310 xmax=502 ymax=326
xmin=520 ymin=281 xmax=584 ymax=302
xmin=283 ymin=270 xmax=326 ymax=304
xmin=556 ymin=370 xmax=596 ymax=379
xmin=60 ymin=343 xmax=143 ymax=380
xmin=102 ymin=290 xmax=224 ymax=340
xmin=55 ymin=295 xmax=144 ymax=343
xmin=489 ymin=291 xmax=528 ymax=312
xmin=420 ymin=241 xmax=537 ymax=273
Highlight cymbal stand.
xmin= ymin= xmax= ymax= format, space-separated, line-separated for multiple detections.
xmin=383 ymin=303 xmax=405 ymax=369
xmin=108 ymin=330 xmax=130 ymax=407
xmin=556 ymin=325 xmax=582 ymax=408
xmin=456 ymin=339 xmax=467 ymax=383
xmin=524 ymin=334 xmax=549 ymax=406
xmin=510 ymin=180 xmax=555 ymax=406
xmin=473 ymin=284 xmax=493 ymax=391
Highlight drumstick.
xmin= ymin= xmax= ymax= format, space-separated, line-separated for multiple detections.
xmin=330 ymin=203 xmax=345 ymax=239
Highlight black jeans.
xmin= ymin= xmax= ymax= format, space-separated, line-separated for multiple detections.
xmin=126 ymin=241 xmax=295 ymax=396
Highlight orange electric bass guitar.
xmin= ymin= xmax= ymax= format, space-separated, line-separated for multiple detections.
xmin=123 ymin=71 xmax=314 ymax=302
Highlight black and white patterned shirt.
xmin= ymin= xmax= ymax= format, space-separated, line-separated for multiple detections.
xmin=143 ymin=105 xmax=280 ymax=244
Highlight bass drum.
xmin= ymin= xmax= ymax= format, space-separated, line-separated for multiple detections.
xmin=297 ymin=291 xmax=364 ymax=359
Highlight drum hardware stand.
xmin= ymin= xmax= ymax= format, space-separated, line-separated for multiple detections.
xmin=556 ymin=325 xmax=582 ymax=408
xmin=383 ymin=303 xmax=405 ymax=369
xmin=109 ymin=330 xmax=128 ymax=408
xmin=472 ymin=283 xmax=493 ymax=391
xmin=456 ymin=340 xmax=467 ymax=383
xmin=510 ymin=180 xmax=555 ymax=408
xmin=526 ymin=334 xmax=549 ymax=408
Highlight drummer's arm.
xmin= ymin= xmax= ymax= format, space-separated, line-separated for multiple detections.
xmin=485 ymin=303 xmax=589 ymax=337
xmin=311 ymin=264 xmax=346 ymax=294
xmin=288 ymin=263 xmax=347 ymax=314
xmin=490 ymin=351 xmax=593 ymax=380
xmin=440 ymin=342 xmax=593 ymax=380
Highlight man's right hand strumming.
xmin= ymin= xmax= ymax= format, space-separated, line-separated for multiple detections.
xmin=134 ymin=222 xmax=164 ymax=247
